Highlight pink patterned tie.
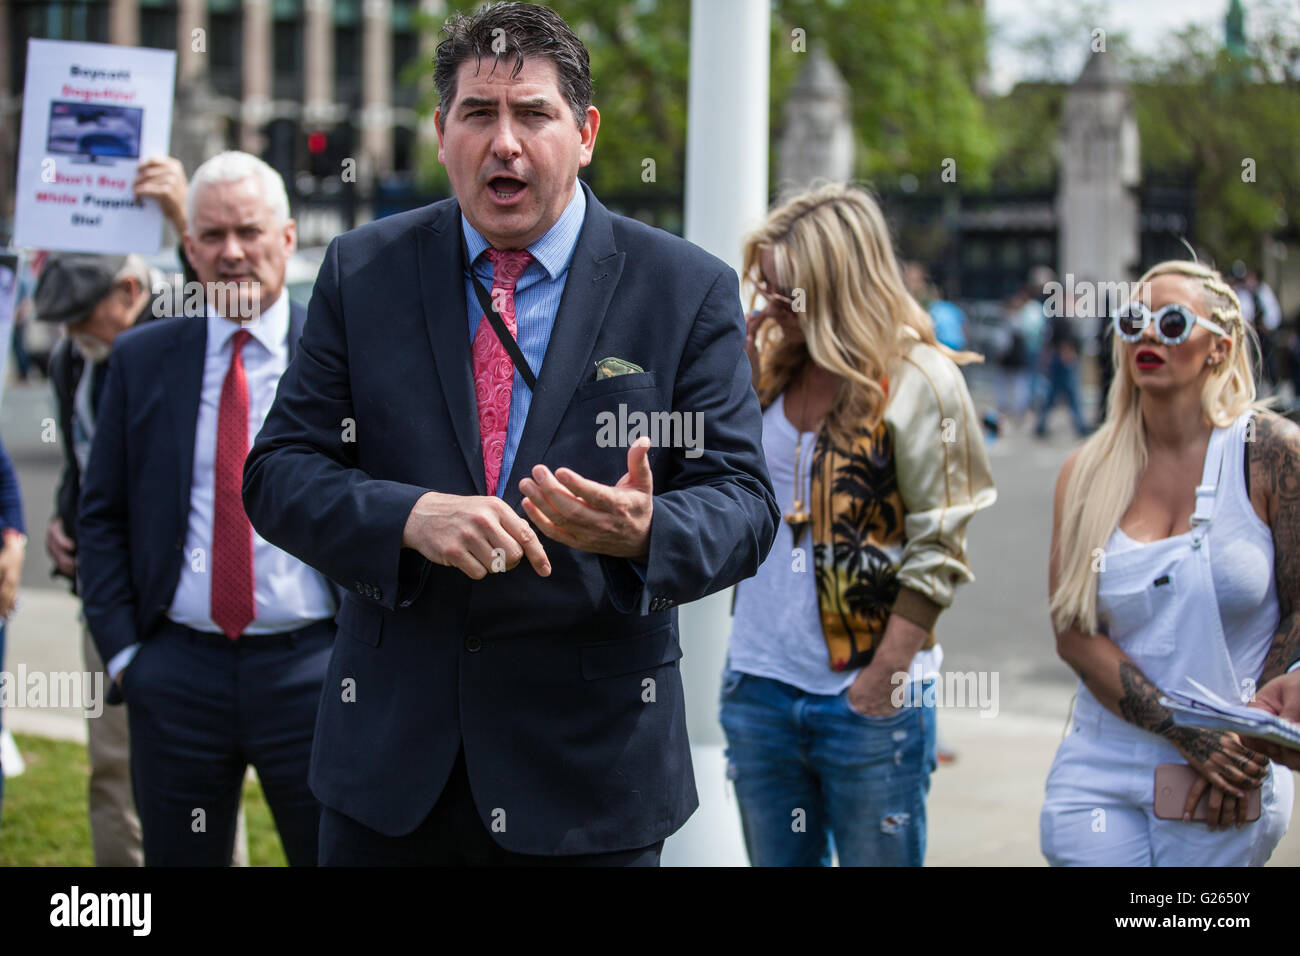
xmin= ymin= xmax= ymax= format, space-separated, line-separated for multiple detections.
xmin=472 ymin=248 xmax=533 ymax=496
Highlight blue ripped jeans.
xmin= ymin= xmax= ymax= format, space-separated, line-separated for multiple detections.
xmin=719 ymin=668 xmax=937 ymax=866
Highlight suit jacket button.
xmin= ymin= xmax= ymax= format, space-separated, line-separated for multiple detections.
xmin=465 ymin=635 xmax=481 ymax=652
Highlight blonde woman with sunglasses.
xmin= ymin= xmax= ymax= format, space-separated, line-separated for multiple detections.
xmin=1041 ymin=260 xmax=1296 ymax=866
xmin=719 ymin=182 xmax=996 ymax=866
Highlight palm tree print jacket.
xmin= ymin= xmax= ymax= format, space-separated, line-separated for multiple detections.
xmin=759 ymin=341 xmax=997 ymax=672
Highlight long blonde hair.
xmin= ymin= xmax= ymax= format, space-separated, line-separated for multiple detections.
xmin=741 ymin=181 xmax=981 ymax=445
xmin=1050 ymin=260 xmax=1267 ymax=634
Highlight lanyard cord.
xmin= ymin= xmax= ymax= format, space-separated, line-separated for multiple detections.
xmin=460 ymin=231 xmax=538 ymax=391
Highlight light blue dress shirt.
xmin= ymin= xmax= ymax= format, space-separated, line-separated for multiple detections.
xmin=462 ymin=181 xmax=586 ymax=497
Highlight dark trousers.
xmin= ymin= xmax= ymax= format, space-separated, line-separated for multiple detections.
xmin=122 ymin=618 xmax=333 ymax=866
xmin=319 ymin=744 xmax=664 ymax=867
xmin=1035 ymin=355 xmax=1090 ymax=437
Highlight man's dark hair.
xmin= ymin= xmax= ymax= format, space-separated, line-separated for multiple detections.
xmin=434 ymin=2 xmax=593 ymax=132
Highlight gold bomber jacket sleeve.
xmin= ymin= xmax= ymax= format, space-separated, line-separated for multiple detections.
xmin=883 ymin=341 xmax=997 ymax=631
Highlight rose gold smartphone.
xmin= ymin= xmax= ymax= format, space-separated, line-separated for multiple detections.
xmin=1153 ymin=763 xmax=1261 ymax=822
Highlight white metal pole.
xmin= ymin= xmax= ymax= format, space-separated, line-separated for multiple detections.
xmin=667 ymin=0 xmax=769 ymax=867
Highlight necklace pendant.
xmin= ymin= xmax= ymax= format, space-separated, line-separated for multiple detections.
xmin=784 ymin=509 xmax=811 ymax=541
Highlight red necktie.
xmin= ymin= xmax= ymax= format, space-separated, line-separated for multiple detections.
xmin=211 ymin=328 xmax=256 ymax=640
xmin=472 ymin=248 xmax=533 ymax=496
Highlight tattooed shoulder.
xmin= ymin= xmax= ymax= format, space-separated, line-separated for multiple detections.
xmin=1253 ymin=410 xmax=1300 ymax=682
xmin=1251 ymin=410 xmax=1300 ymax=528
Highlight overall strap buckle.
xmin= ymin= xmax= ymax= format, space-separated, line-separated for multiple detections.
xmin=1189 ymin=424 xmax=1230 ymax=546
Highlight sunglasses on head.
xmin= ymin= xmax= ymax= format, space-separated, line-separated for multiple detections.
xmin=1112 ymin=301 xmax=1229 ymax=346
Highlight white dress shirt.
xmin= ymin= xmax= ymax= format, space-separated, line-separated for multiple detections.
xmin=107 ymin=292 xmax=336 ymax=679
xmin=168 ymin=291 xmax=336 ymax=632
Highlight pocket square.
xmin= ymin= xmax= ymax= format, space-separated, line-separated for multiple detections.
xmin=594 ymin=356 xmax=645 ymax=379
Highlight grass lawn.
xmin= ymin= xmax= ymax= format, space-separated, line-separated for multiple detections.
xmin=0 ymin=733 xmax=287 ymax=866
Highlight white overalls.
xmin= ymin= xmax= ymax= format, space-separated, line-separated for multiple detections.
xmin=1041 ymin=410 xmax=1294 ymax=866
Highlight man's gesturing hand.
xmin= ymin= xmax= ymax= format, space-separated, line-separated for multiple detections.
xmin=518 ymin=437 xmax=654 ymax=559
xmin=402 ymin=490 xmax=550 ymax=580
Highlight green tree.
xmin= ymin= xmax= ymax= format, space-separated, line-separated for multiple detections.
xmin=408 ymin=0 xmax=994 ymax=199
xmin=1129 ymin=8 xmax=1300 ymax=266
xmin=770 ymin=0 xmax=995 ymax=189
xmin=984 ymin=0 xmax=1300 ymax=267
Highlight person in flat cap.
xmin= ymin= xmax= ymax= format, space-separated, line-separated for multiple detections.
xmin=37 ymin=251 xmax=161 ymax=867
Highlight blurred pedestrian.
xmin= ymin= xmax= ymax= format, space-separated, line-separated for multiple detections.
xmin=10 ymin=252 xmax=48 ymax=382
xmin=1020 ymin=267 xmax=1053 ymax=411
xmin=723 ymin=183 xmax=996 ymax=866
xmin=904 ymin=262 xmax=969 ymax=352
xmin=1233 ymin=262 xmax=1282 ymax=393
xmin=1034 ymin=302 xmax=1091 ymax=440
xmin=1042 ymin=260 xmax=1294 ymax=866
xmin=995 ymin=289 xmax=1030 ymax=426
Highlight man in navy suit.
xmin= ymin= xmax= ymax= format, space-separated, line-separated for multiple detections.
xmin=243 ymin=1 xmax=777 ymax=866
xmin=79 ymin=151 xmax=337 ymax=866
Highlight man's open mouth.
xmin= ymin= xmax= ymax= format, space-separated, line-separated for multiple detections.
xmin=488 ymin=175 xmax=527 ymax=199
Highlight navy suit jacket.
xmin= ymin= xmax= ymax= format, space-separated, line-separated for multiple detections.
xmin=242 ymin=181 xmax=779 ymax=855
xmin=78 ymin=299 xmax=332 ymax=681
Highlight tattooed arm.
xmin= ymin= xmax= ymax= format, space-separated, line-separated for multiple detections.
xmin=1048 ymin=453 xmax=1172 ymax=735
xmin=1049 ymin=451 xmax=1266 ymax=826
xmin=1239 ymin=412 xmax=1300 ymax=771
xmin=1252 ymin=412 xmax=1300 ymax=684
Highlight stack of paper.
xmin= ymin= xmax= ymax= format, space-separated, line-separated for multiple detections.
xmin=1160 ymin=676 xmax=1300 ymax=750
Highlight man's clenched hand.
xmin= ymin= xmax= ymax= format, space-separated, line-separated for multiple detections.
xmin=402 ymin=490 xmax=550 ymax=580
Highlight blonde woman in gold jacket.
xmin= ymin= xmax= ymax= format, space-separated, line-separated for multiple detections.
xmin=719 ymin=182 xmax=997 ymax=866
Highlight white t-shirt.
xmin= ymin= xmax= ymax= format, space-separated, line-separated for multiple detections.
xmin=728 ymin=393 xmax=941 ymax=695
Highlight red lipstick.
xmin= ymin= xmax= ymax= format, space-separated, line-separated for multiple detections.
xmin=1135 ymin=349 xmax=1165 ymax=370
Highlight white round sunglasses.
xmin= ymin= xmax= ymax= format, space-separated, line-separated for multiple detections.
xmin=1112 ymin=301 xmax=1229 ymax=346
